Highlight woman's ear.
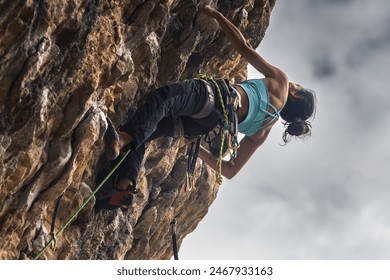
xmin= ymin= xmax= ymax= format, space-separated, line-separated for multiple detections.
xmin=292 ymin=89 xmax=301 ymax=99
xmin=287 ymin=90 xmax=300 ymax=103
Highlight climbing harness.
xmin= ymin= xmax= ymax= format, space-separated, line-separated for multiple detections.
xmin=197 ymin=74 xmax=240 ymax=184
xmin=171 ymin=218 xmax=179 ymax=260
xmin=33 ymin=149 xmax=132 ymax=260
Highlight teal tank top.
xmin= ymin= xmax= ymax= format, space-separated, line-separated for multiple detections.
xmin=237 ymin=79 xmax=281 ymax=136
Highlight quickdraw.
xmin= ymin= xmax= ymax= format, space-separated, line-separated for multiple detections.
xmin=186 ymin=137 xmax=201 ymax=191
xmin=171 ymin=218 xmax=179 ymax=260
xmin=49 ymin=193 xmax=64 ymax=250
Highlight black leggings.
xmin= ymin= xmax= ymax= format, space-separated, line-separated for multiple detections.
xmin=116 ymin=79 xmax=223 ymax=186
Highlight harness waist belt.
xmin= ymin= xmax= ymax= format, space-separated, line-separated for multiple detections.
xmin=216 ymin=79 xmax=241 ymax=111
xmin=191 ymin=79 xmax=215 ymax=119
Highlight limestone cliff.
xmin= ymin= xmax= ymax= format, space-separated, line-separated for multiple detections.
xmin=0 ymin=0 xmax=275 ymax=259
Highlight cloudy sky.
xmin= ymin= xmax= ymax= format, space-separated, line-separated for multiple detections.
xmin=181 ymin=0 xmax=390 ymax=259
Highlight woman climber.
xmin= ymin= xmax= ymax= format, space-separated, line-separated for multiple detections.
xmin=95 ymin=5 xmax=316 ymax=209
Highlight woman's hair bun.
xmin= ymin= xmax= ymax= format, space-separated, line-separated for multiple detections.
xmin=282 ymin=118 xmax=311 ymax=144
xmin=287 ymin=118 xmax=306 ymax=136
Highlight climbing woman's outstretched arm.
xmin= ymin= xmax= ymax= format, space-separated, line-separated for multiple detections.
xmin=196 ymin=126 xmax=272 ymax=179
xmin=199 ymin=5 xmax=287 ymax=81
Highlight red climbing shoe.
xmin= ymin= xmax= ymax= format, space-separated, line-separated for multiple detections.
xmin=104 ymin=118 xmax=120 ymax=160
xmin=95 ymin=190 xmax=135 ymax=210
xmin=95 ymin=167 xmax=139 ymax=210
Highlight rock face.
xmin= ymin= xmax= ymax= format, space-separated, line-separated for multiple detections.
xmin=0 ymin=0 xmax=274 ymax=259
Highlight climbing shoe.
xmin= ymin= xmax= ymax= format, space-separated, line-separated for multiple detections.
xmin=95 ymin=167 xmax=139 ymax=210
xmin=95 ymin=190 xmax=135 ymax=210
xmin=104 ymin=118 xmax=120 ymax=160
xmin=95 ymin=181 xmax=139 ymax=210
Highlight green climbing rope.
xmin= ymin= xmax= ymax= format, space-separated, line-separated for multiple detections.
xmin=197 ymin=74 xmax=229 ymax=185
xmin=33 ymin=149 xmax=131 ymax=260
